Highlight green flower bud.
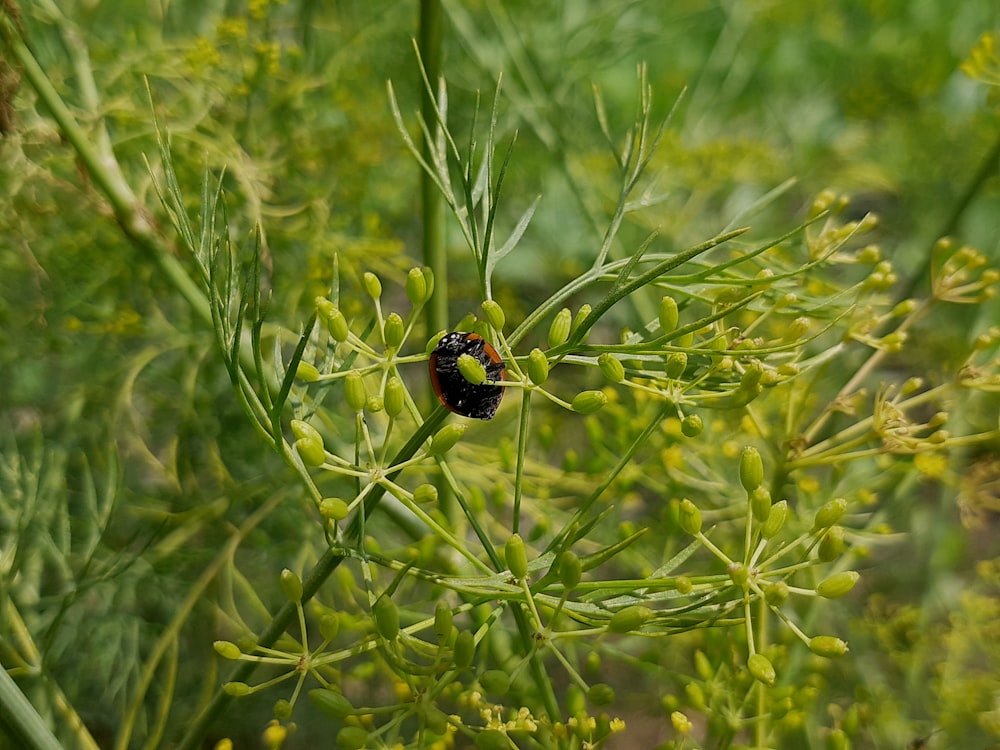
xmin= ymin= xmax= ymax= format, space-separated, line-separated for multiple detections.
xmin=273 ymin=698 xmax=293 ymax=720
xmin=372 ymin=595 xmax=400 ymax=640
xmin=548 ymin=307 xmax=572 ymax=348
xmin=527 ymin=348 xmax=550 ymax=385
xmin=608 ymin=605 xmax=653 ymax=633
xmin=587 ymin=683 xmax=616 ymax=706
xmin=678 ymin=498 xmax=702 ymax=535
xmin=363 ymin=271 xmax=382 ymax=299
xmin=675 ymin=576 xmax=692 ymax=594
xmin=291 ymin=419 xmax=320 ymax=443
xmin=694 ymin=650 xmax=713 ymax=680
xmin=559 ymin=550 xmax=582 ymax=591
xmin=826 ymin=728 xmax=850 ymax=750
xmin=809 ymin=635 xmax=849 ymax=658
xmin=728 ymin=562 xmax=748 ymax=586
xmin=296 ymin=361 xmax=320 ymax=383
xmin=366 ymin=394 xmax=383 ymax=414
xmin=315 ymin=296 xmax=336 ymax=319
xmin=223 ymin=681 xmax=251 ymax=697
xmin=818 ymin=525 xmax=845 ymax=562
xmin=336 ymin=726 xmax=369 ymax=750
xmin=213 ymin=640 xmax=241 ymax=660
xmin=659 ymin=296 xmax=679 ymax=334
xmin=433 ymin=601 xmax=453 ymax=642
xmin=383 ymin=312 xmax=404 ymax=348
xmin=762 ymin=500 xmax=788 ymax=539
xmin=280 ymin=568 xmax=303 ymax=602
xmin=505 ymin=533 xmax=529 ymax=579
xmin=326 ymin=306 xmax=349 ymax=342
xmin=684 ymin=681 xmax=706 ymax=710
xmin=817 ymin=570 xmax=859 ymax=599
xmin=384 ymin=377 xmax=405 ymax=418
xmin=665 ymin=352 xmax=688 ymax=379
xmin=763 ymin=580 xmax=789 ymax=606
xmin=747 ymin=653 xmax=776 ymax=686
xmin=750 ymin=486 xmax=772 ymax=523
xmin=294 ymin=437 xmax=326 ymax=467
xmin=571 ymin=304 xmax=592 ymax=337
xmin=344 ymin=371 xmax=366 ymax=411
xmin=598 ymin=353 xmax=625 ymax=383
xmin=481 ymin=300 xmax=506 ymax=332
xmin=319 ymin=497 xmax=350 ymax=520
xmin=319 ymin=613 xmax=340 ymax=641
xmin=429 ymin=423 xmax=466 ymax=455
xmin=572 ymin=390 xmax=608 ymax=414
xmin=783 ymin=316 xmax=811 ymax=341
xmin=671 ymin=710 xmax=693 ymax=735
xmin=457 ymin=353 xmax=488 ymax=385
xmin=680 ymin=414 xmax=703 ymax=437
xmin=406 ymin=267 xmax=428 ymax=305
xmin=480 ymin=669 xmax=511 ymax=695
xmin=453 ymin=629 xmax=475 ymax=669
xmin=740 ymin=446 xmax=764 ymax=493
xmin=475 ymin=729 xmax=511 ymax=750
xmin=814 ymin=497 xmax=848 ymax=530
xmin=413 ymin=483 xmax=438 ymax=504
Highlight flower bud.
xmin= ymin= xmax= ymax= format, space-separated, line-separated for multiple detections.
xmin=684 ymin=681 xmax=706 ymax=709
xmin=598 ymin=353 xmax=625 ymax=383
xmin=320 ymin=496 xmax=349 ymax=520
xmin=813 ymin=497 xmax=848 ymax=530
xmin=223 ymin=681 xmax=251 ymax=696
xmin=747 ymin=653 xmax=776 ymax=686
xmin=505 ymin=533 xmax=529 ymax=579
xmin=728 ymin=562 xmax=748 ymax=586
xmin=664 ymin=352 xmax=687 ymax=379
xmin=319 ymin=613 xmax=340 ymax=640
xmin=481 ymin=300 xmax=506 ymax=332
xmin=571 ymin=390 xmax=608 ymax=414
xmin=762 ymin=500 xmax=788 ymax=539
xmin=527 ymin=348 xmax=550 ymax=384
xmin=453 ymin=629 xmax=475 ymax=669
xmin=680 ymin=414 xmax=703 ymax=437
xmin=296 ymin=361 xmax=320 ymax=383
xmin=571 ymin=304 xmax=592 ymax=337
xmin=675 ymin=576 xmax=692 ymax=594
xmin=559 ymin=550 xmax=582 ymax=590
xmin=383 ymin=312 xmax=404 ymax=348
xmin=826 ymin=728 xmax=850 ymax=750
xmin=763 ymin=580 xmax=789 ymax=606
xmin=750 ymin=486 xmax=772 ymax=523
xmin=548 ymin=308 xmax=572 ymax=348
xmin=671 ymin=711 xmax=692 ymax=735
xmin=372 ymin=595 xmax=400 ymax=640
xmin=273 ymin=699 xmax=293 ymax=721
xmin=309 ymin=688 xmax=354 ymax=718
xmin=406 ymin=267 xmax=429 ymax=305
xmin=457 ymin=353 xmax=488 ymax=385
xmin=480 ymin=669 xmax=511 ymax=695
xmin=344 ymin=371 xmax=366 ymax=411
xmin=587 ymin=683 xmax=615 ymax=706
xmin=433 ymin=601 xmax=453 ymax=642
xmin=214 ymin=640 xmax=241 ymax=660
xmin=608 ymin=605 xmax=653 ymax=634
xmin=678 ymin=498 xmax=702 ymax=535
xmin=429 ymin=423 xmax=467 ymax=455
xmin=817 ymin=570 xmax=859 ymax=599
xmin=413 ymin=483 xmax=438 ymax=504
xmin=291 ymin=419 xmax=320 ymax=443
xmin=363 ymin=271 xmax=382 ymax=299
xmin=783 ymin=316 xmax=811 ymax=341
xmin=384 ymin=376 xmax=405 ymax=418
xmin=659 ymin=296 xmax=679 ymax=334
xmin=818 ymin=525 xmax=845 ymax=562
xmin=336 ymin=726 xmax=369 ymax=750
xmin=740 ymin=446 xmax=764 ymax=493
xmin=808 ymin=635 xmax=849 ymax=657
xmin=295 ymin=437 xmax=326 ymax=467
xmin=280 ymin=568 xmax=303 ymax=602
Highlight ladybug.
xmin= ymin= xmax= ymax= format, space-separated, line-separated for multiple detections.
xmin=429 ymin=332 xmax=506 ymax=420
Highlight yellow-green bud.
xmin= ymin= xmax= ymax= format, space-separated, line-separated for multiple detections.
xmin=728 ymin=562 xmax=748 ymax=586
xmin=665 ymin=352 xmax=687 ymax=379
xmin=818 ymin=525 xmax=845 ymax=562
xmin=457 ymin=353 xmax=488 ymax=385
xmin=295 ymin=437 xmax=326 ymax=467
xmin=453 ymin=630 xmax=475 ymax=669
xmin=365 ymin=395 xmax=383 ymax=413
xmin=659 ymin=296 xmax=679 ymax=334
xmin=315 ymin=296 xmax=336 ymax=319
xmin=383 ymin=312 xmax=404 ymax=348
xmin=223 ymin=681 xmax=251 ymax=697
xmin=413 ymin=483 xmax=438 ymax=504
xmin=372 ymin=595 xmax=400 ymax=640
xmin=671 ymin=711 xmax=693 ymax=735
xmin=598 ymin=353 xmax=625 ymax=383
xmin=762 ymin=500 xmax=788 ymax=539
xmin=559 ymin=550 xmax=582 ymax=590
xmin=548 ymin=307 xmax=572 ymax=348
xmin=280 ymin=568 xmax=303 ymax=602
xmin=429 ymin=423 xmax=467 ymax=455
xmin=319 ymin=613 xmax=339 ymax=640
xmin=826 ymin=728 xmax=850 ymax=750
xmin=296 ymin=361 xmax=320 ymax=382
xmin=678 ymin=498 xmax=702 ymax=535
xmin=384 ymin=377 xmax=404 ymax=418
xmin=763 ymin=580 xmax=789 ymax=606
xmin=740 ymin=446 xmax=764 ymax=493
xmin=344 ymin=371 xmax=366 ymax=411
xmin=406 ymin=267 xmax=429 ymax=305
xmin=680 ymin=414 xmax=703 ymax=437
xmin=675 ymin=576 xmax=692 ymax=594
xmin=694 ymin=650 xmax=713 ymax=680
xmin=809 ymin=635 xmax=849 ymax=658
xmin=273 ymin=698 xmax=293 ymax=721
xmin=336 ymin=726 xmax=369 ymax=750
xmin=505 ymin=533 xmax=529 ymax=579
xmin=783 ymin=316 xmax=811 ymax=341
xmin=572 ymin=390 xmax=608 ymax=414
xmin=571 ymin=304 xmax=592 ymax=337
xmin=480 ymin=670 xmax=511 ymax=695
xmin=817 ymin=570 xmax=859 ymax=599
xmin=433 ymin=601 xmax=453 ymax=642
xmin=608 ymin=605 xmax=653 ymax=633
xmin=319 ymin=497 xmax=349 ymax=521
xmin=750 ymin=486 xmax=772 ymax=523
xmin=481 ymin=300 xmax=506 ymax=332
xmin=684 ymin=681 xmax=706 ymax=710
xmin=291 ymin=419 xmax=320 ymax=443
xmin=814 ymin=497 xmax=848 ymax=530
xmin=747 ymin=653 xmax=776 ymax=686
xmin=475 ymin=729 xmax=511 ymax=750
xmin=309 ymin=688 xmax=354 ymax=718
xmin=587 ymin=683 xmax=615 ymax=706
xmin=214 ymin=640 xmax=241 ymax=660
xmin=363 ymin=271 xmax=382 ymax=299
xmin=527 ymin=348 xmax=550 ymax=384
